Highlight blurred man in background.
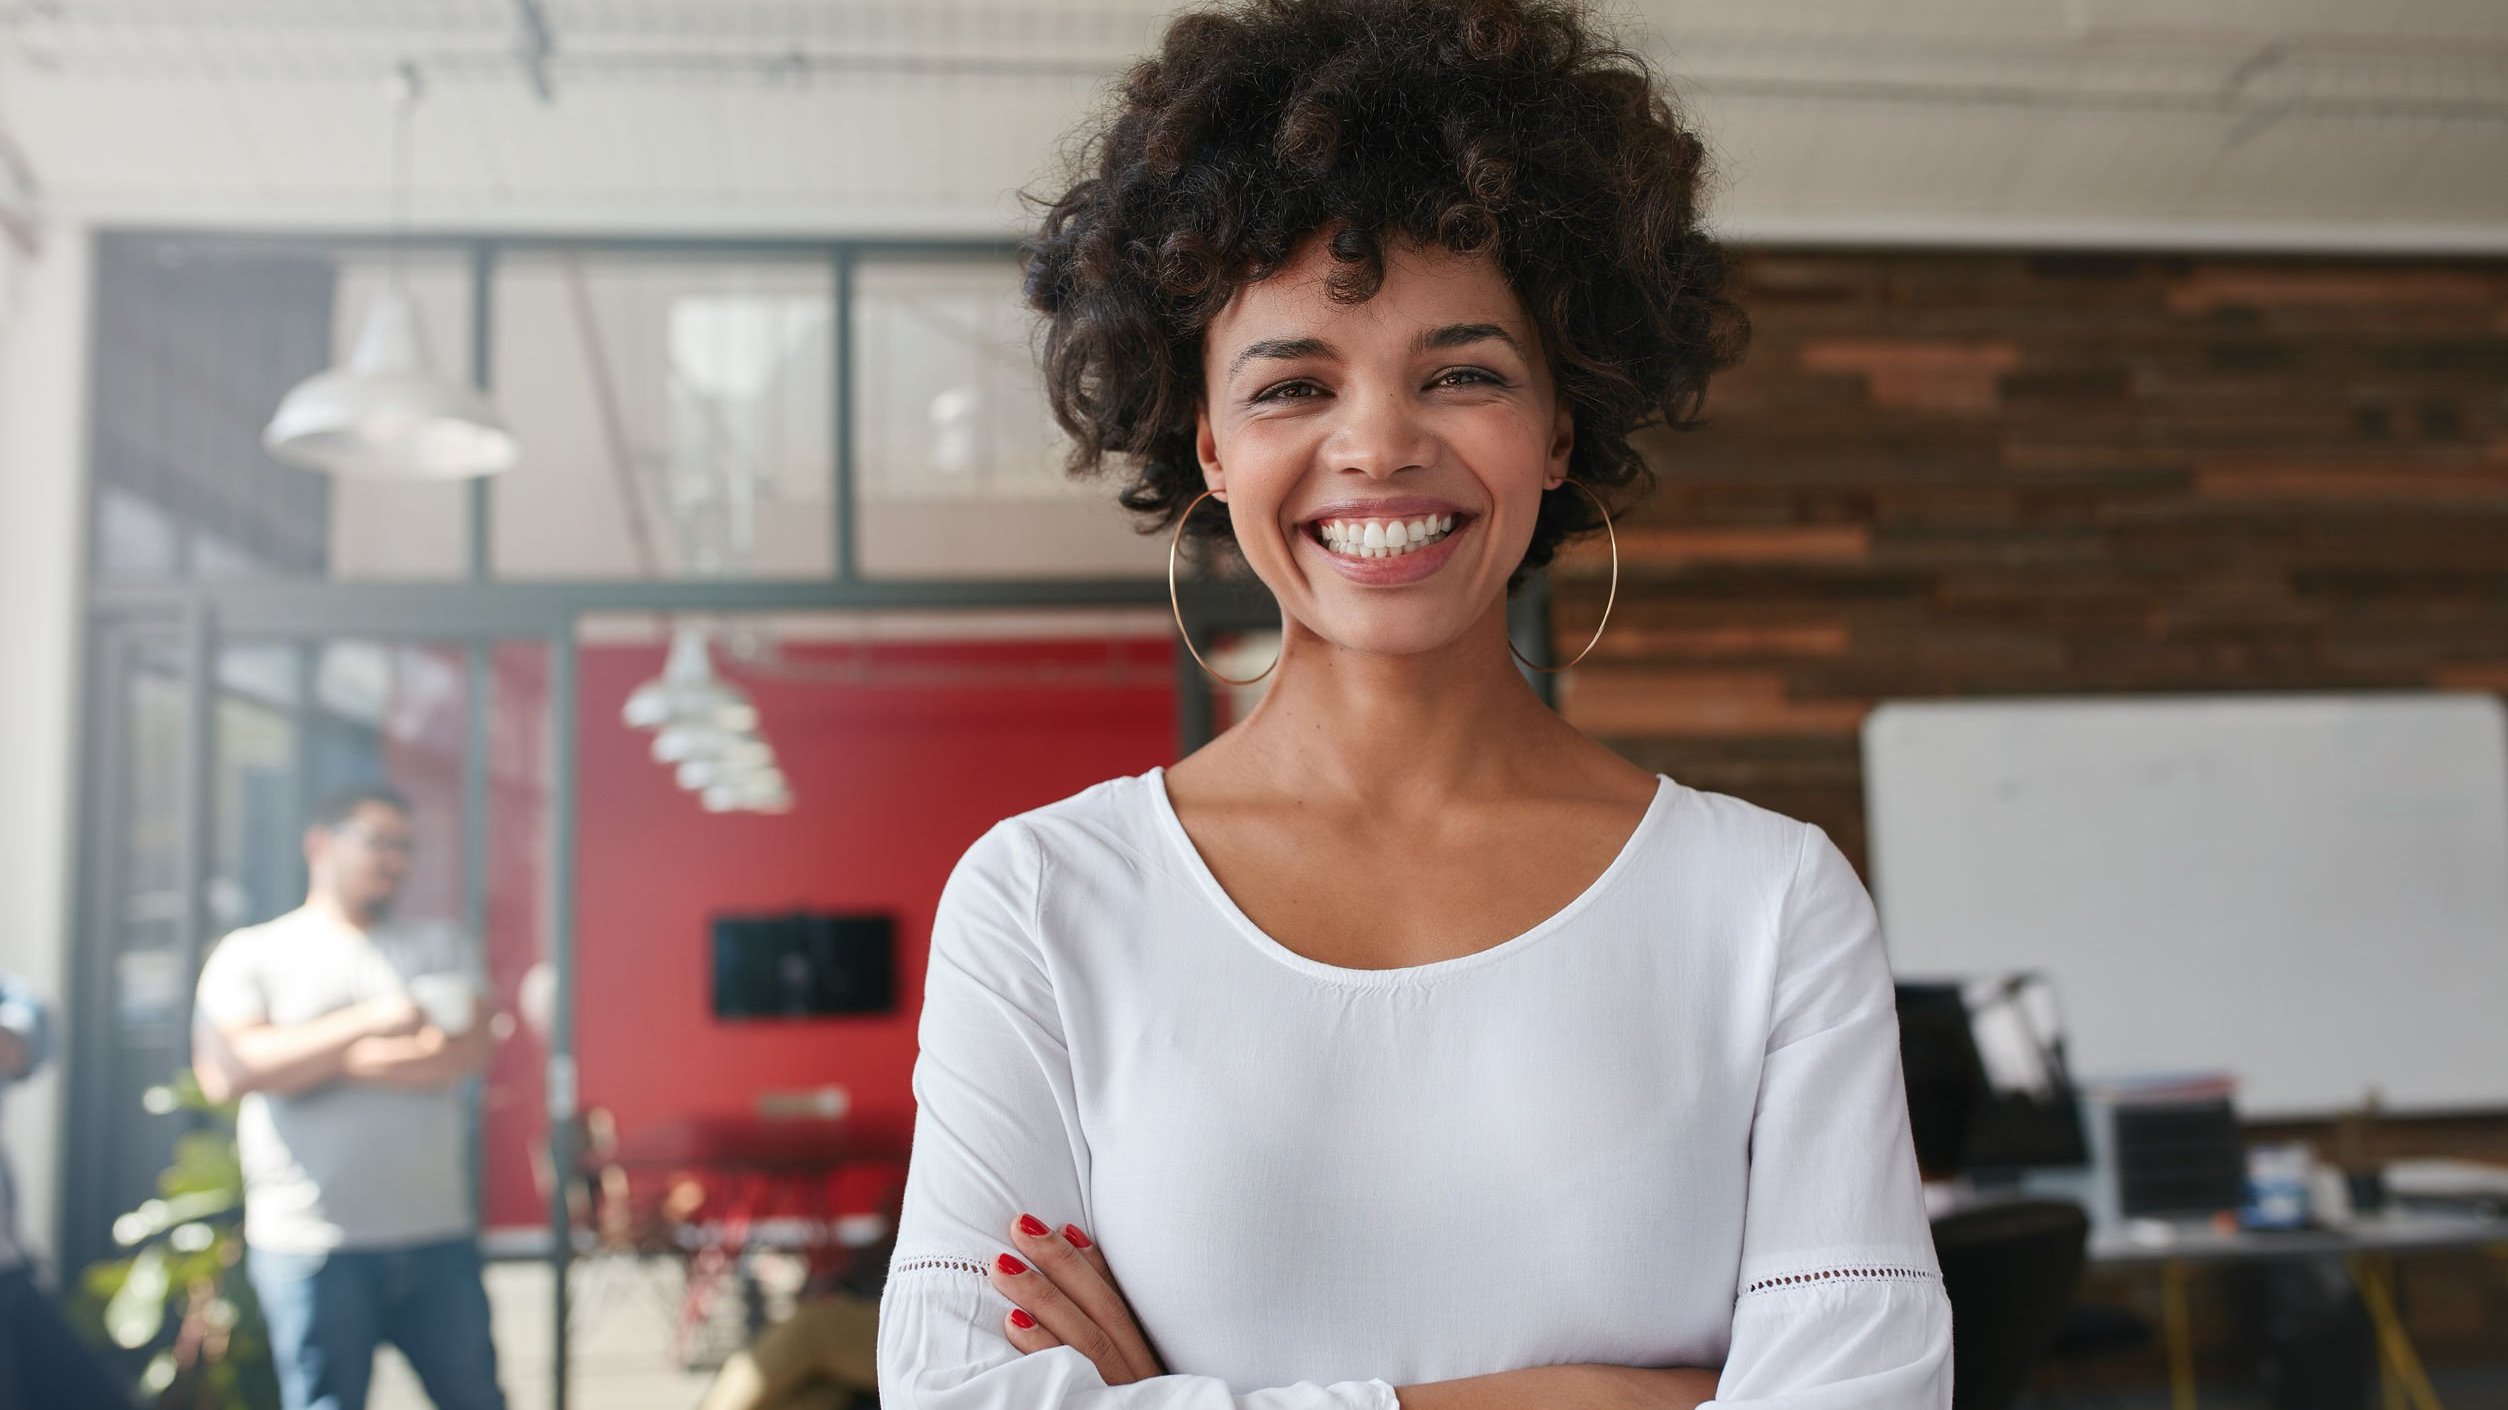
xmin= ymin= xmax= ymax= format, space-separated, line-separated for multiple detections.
xmin=191 ymin=785 xmax=503 ymax=1410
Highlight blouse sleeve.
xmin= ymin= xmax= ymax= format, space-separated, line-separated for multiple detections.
xmin=1704 ymin=824 xmax=1954 ymax=1409
xmin=876 ymin=820 xmax=1401 ymax=1410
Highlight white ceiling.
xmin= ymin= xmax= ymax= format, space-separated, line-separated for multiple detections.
xmin=1 ymin=0 xmax=2503 ymax=248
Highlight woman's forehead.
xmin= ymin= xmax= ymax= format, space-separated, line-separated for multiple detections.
xmin=1210 ymin=237 xmax=1533 ymax=353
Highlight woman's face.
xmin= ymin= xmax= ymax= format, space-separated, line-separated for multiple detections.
xmin=1195 ymin=234 xmax=1574 ymax=661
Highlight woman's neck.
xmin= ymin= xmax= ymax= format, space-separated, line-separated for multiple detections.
xmin=1209 ymin=597 xmax=1593 ymax=810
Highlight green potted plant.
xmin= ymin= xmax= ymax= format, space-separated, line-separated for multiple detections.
xmin=72 ymin=1069 xmax=280 ymax=1410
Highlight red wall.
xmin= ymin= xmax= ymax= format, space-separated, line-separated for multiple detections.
xmin=479 ymin=635 xmax=1174 ymax=1231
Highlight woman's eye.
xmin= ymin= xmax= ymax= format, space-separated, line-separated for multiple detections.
xmin=1252 ymin=380 xmax=1322 ymax=403
xmin=1432 ymin=368 xmax=1504 ymax=389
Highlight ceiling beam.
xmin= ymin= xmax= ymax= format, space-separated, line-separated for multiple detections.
xmin=513 ymin=0 xmax=555 ymax=104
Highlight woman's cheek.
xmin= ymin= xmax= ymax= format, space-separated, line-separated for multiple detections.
xmin=1225 ymin=414 xmax=1318 ymax=472
xmin=1443 ymin=405 xmax=1549 ymax=469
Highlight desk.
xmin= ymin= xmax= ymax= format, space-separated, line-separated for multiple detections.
xmin=603 ymin=1116 xmax=909 ymax=1365
xmin=2086 ymin=1210 xmax=2508 ymax=1410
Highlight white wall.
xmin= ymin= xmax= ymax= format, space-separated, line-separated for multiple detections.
xmin=0 ymin=222 xmax=90 ymax=1268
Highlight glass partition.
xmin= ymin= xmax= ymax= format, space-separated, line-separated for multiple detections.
xmin=491 ymin=253 xmax=836 ymax=581
xmin=323 ymin=255 xmax=483 ymax=581
xmin=852 ymin=257 xmax=1167 ymax=579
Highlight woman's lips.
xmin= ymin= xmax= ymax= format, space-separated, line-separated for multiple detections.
xmin=1302 ymin=514 xmax=1471 ymax=585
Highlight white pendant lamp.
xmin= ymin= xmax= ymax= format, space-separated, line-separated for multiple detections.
xmin=674 ymin=749 xmax=775 ymax=792
xmin=264 ymin=61 xmax=516 ymax=480
xmin=623 ymin=625 xmax=759 ymax=734
xmin=622 ymin=622 xmax=790 ymax=814
xmin=703 ymin=773 xmax=794 ymax=815
xmin=652 ymin=724 xmax=765 ymax=767
xmin=264 ymin=289 xmax=518 ymax=478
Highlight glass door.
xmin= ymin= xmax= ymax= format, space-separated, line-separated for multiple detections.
xmin=70 ymin=613 xmax=580 ymax=1410
xmin=211 ymin=633 xmax=565 ymax=1408
xmin=63 ymin=617 xmax=203 ymax=1278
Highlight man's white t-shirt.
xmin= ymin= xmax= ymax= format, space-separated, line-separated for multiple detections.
xmin=877 ymin=767 xmax=1952 ymax=1409
xmin=193 ymin=908 xmax=484 ymax=1255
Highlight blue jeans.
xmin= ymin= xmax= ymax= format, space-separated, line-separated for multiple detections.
xmin=247 ymin=1237 xmax=506 ymax=1410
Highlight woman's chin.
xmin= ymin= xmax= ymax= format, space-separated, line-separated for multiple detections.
xmin=1294 ymin=612 xmax=1492 ymax=665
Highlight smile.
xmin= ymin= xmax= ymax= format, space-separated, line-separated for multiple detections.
xmin=1310 ymin=513 xmax=1462 ymax=559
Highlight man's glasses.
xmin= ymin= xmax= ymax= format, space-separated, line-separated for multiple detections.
xmin=335 ymin=828 xmax=417 ymax=858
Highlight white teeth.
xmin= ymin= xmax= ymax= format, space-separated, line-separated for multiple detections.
xmin=1315 ymin=514 xmax=1461 ymax=560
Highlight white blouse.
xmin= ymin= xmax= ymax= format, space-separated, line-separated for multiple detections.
xmin=876 ymin=767 xmax=1952 ymax=1409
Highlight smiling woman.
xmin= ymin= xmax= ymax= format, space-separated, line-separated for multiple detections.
xmin=874 ymin=2 xmax=1952 ymax=1409
xmin=1021 ymin=0 xmax=1749 ymax=596
xmin=1188 ymin=239 xmax=1572 ymax=645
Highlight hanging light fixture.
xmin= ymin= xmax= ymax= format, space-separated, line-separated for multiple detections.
xmin=652 ymin=723 xmax=768 ymax=767
xmin=620 ymin=621 xmax=790 ymax=814
xmin=264 ymin=62 xmax=518 ymax=480
xmin=704 ymin=771 xmax=794 ymax=815
xmin=623 ymin=624 xmax=759 ymax=733
xmin=674 ymin=749 xmax=775 ymax=792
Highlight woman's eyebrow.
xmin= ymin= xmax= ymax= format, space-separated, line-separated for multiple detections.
xmin=1415 ymin=322 xmax=1522 ymax=355
xmin=1224 ymin=323 xmax=1522 ymax=382
xmin=1228 ymin=335 xmax=1333 ymax=381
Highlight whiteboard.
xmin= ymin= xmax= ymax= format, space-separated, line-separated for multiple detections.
xmin=1863 ymin=693 xmax=2508 ymax=1118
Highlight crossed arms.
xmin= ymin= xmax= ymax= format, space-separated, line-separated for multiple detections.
xmin=192 ymin=991 xmax=492 ymax=1104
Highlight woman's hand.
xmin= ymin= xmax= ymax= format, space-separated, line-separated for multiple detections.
xmin=983 ymin=1213 xmax=1718 ymax=1409
xmin=988 ymin=1212 xmax=1169 ymax=1385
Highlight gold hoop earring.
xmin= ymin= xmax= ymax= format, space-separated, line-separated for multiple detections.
xmin=1169 ymin=488 xmax=1280 ymax=688
xmin=1508 ymin=478 xmax=1618 ymax=676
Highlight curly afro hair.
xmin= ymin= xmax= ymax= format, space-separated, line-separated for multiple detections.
xmin=1020 ymin=0 xmax=1752 ymax=590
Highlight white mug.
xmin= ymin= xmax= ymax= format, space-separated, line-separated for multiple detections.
xmin=406 ymin=974 xmax=477 ymax=1035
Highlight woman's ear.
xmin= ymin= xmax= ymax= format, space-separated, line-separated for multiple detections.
xmin=1545 ymin=400 xmax=1575 ymax=490
xmin=1195 ymin=402 xmax=1227 ymax=500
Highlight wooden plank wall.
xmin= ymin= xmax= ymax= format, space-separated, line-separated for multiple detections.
xmin=1551 ymin=249 xmax=2508 ymax=873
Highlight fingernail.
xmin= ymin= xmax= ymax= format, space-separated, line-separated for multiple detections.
xmin=996 ymin=1252 xmax=1028 ymax=1276
xmin=1009 ymin=1308 xmax=1036 ymax=1329
xmin=1061 ymin=1224 xmax=1093 ymax=1249
xmin=1016 ymin=1212 xmax=1050 ymax=1237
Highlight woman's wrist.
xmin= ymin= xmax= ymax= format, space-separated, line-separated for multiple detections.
xmin=1395 ymin=1363 xmax=1717 ymax=1410
xmin=1577 ymin=1364 xmax=1720 ymax=1408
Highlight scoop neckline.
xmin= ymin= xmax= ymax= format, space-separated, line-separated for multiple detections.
xmin=1142 ymin=764 xmax=1677 ymax=988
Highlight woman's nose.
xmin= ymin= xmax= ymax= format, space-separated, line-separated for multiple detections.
xmin=1326 ymin=387 xmax=1435 ymax=478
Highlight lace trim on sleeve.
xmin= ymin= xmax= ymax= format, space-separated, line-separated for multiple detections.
xmin=1740 ymin=1264 xmax=1942 ymax=1300
xmin=890 ymin=1254 xmax=994 ymax=1278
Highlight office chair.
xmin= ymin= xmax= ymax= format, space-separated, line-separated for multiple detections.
xmin=1932 ymin=1197 xmax=2091 ymax=1410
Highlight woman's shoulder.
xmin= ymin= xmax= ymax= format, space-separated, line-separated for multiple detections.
xmin=1654 ymin=776 xmax=1832 ymax=877
xmin=930 ymin=772 xmax=1176 ymax=968
xmin=1635 ymin=777 xmax=1874 ymax=952
xmin=950 ymin=768 xmax=1167 ymax=880
xmin=1537 ymin=735 xmax=1820 ymax=880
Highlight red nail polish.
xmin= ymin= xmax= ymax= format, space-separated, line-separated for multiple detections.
xmin=996 ymin=1252 xmax=1027 ymax=1276
xmin=1010 ymin=1308 xmax=1036 ymax=1329
xmin=1061 ymin=1224 xmax=1093 ymax=1249
xmin=1016 ymin=1212 xmax=1050 ymax=1237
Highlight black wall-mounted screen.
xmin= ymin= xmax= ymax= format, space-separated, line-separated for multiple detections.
xmin=711 ymin=912 xmax=896 ymax=1020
